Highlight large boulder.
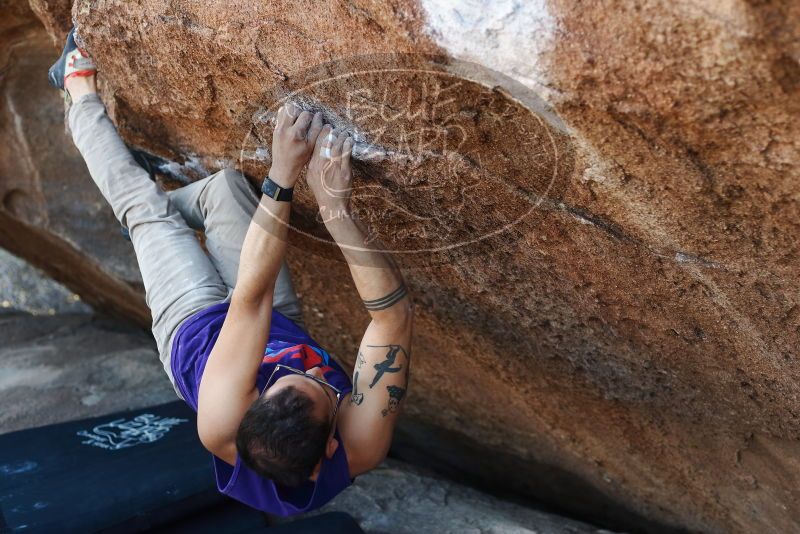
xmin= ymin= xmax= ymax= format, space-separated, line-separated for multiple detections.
xmin=13 ymin=0 xmax=800 ymax=531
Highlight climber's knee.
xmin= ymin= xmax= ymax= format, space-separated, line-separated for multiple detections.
xmin=208 ymin=168 xmax=253 ymax=198
xmin=221 ymin=168 xmax=258 ymax=203
xmin=200 ymin=167 xmax=258 ymax=218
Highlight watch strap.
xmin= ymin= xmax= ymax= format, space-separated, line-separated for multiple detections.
xmin=261 ymin=175 xmax=294 ymax=202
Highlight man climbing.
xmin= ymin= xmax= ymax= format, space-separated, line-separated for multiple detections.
xmin=50 ymin=29 xmax=413 ymax=515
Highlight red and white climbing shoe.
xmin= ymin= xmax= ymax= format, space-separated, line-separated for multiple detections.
xmin=48 ymin=27 xmax=96 ymax=90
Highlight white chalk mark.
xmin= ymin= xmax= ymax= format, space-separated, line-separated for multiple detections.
xmin=419 ymin=0 xmax=557 ymax=98
xmin=77 ymin=413 xmax=188 ymax=450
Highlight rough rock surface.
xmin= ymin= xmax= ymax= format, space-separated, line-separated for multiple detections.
xmin=8 ymin=0 xmax=800 ymax=532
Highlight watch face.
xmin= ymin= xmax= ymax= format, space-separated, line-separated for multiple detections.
xmin=262 ymin=176 xmax=293 ymax=201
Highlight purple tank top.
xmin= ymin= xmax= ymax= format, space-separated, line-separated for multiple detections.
xmin=169 ymin=301 xmax=354 ymax=516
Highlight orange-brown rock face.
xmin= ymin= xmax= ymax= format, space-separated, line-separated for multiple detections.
xmin=13 ymin=0 xmax=800 ymax=531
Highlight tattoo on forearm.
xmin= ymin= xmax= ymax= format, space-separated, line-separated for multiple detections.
xmin=356 ymin=351 xmax=365 ymax=369
xmin=368 ymin=344 xmax=408 ymax=388
xmin=350 ymin=371 xmax=364 ymax=405
xmin=362 ymin=283 xmax=408 ymax=311
xmin=382 ymin=385 xmax=406 ymax=417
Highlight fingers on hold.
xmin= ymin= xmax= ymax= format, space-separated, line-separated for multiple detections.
xmin=342 ymin=137 xmax=353 ymax=166
xmin=315 ymin=124 xmax=333 ymax=152
xmin=293 ymin=110 xmax=313 ymax=138
xmin=321 ymin=127 xmax=338 ymax=159
xmin=286 ymin=102 xmax=301 ymax=120
xmin=277 ymin=102 xmax=299 ymax=130
xmin=307 ymin=112 xmax=324 ymax=142
xmin=331 ymin=131 xmax=348 ymax=160
xmin=275 ymin=105 xmax=289 ymax=130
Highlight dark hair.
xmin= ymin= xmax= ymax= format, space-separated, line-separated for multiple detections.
xmin=235 ymin=385 xmax=331 ymax=487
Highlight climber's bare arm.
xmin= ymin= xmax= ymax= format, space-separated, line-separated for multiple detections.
xmin=197 ymin=105 xmax=323 ymax=462
xmin=306 ymin=128 xmax=414 ymax=477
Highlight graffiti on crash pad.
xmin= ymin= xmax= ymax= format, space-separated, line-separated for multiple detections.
xmin=77 ymin=413 xmax=188 ymax=450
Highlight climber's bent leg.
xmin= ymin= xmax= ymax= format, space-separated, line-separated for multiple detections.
xmin=68 ymin=94 xmax=229 ymax=389
xmin=167 ymin=168 xmax=304 ymax=324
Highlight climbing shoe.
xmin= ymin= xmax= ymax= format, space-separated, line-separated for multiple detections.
xmin=48 ymin=27 xmax=96 ymax=90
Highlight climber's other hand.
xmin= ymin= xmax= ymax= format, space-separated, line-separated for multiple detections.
xmin=307 ymin=126 xmax=354 ymax=217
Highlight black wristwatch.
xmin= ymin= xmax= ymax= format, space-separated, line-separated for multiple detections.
xmin=261 ymin=175 xmax=293 ymax=202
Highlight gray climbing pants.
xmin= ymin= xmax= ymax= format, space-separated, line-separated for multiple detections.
xmin=68 ymin=94 xmax=303 ymax=392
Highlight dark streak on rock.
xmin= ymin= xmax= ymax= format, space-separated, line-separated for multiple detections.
xmin=255 ymin=45 xmax=288 ymax=81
